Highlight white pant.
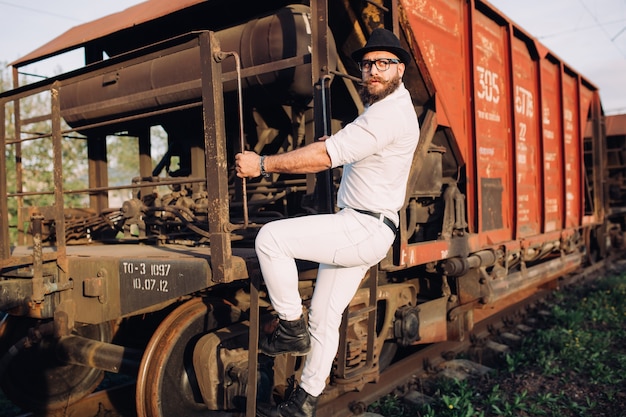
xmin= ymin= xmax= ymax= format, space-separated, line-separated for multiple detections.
xmin=255 ymin=208 xmax=395 ymax=396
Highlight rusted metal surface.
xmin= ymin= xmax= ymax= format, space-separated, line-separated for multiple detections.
xmin=193 ymin=322 xmax=251 ymax=410
xmin=8 ymin=244 xmax=253 ymax=324
xmin=56 ymin=335 xmax=142 ymax=374
xmin=562 ymin=72 xmax=583 ymax=229
xmin=12 ymin=259 xmax=609 ymax=417
xmin=135 ymin=297 xmax=243 ymax=416
xmin=511 ymin=34 xmax=542 ymax=238
xmin=59 ymin=6 xmax=317 ymax=129
xmin=199 ymin=31 xmax=234 ymax=284
xmin=540 ymin=59 xmax=566 ymax=233
xmin=471 ymin=10 xmax=512 ymax=240
xmin=400 ymin=0 xmax=601 ymax=248
xmin=606 ymin=114 xmax=626 ymax=218
xmin=606 ymin=113 xmax=626 ymax=136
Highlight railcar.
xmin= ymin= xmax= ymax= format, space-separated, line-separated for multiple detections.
xmin=0 ymin=0 xmax=609 ymax=415
xmin=603 ymin=113 xmax=626 ymax=249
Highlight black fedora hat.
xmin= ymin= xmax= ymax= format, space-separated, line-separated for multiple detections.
xmin=351 ymin=28 xmax=411 ymax=64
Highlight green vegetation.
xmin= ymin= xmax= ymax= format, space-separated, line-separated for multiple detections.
xmin=369 ymin=272 xmax=626 ymax=417
xmin=1 ymin=63 xmax=167 ymax=245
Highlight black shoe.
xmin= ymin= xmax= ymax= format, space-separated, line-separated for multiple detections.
xmin=256 ymin=386 xmax=319 ymax=417
xmin=260 ymin=315 xmax=310 ymax=356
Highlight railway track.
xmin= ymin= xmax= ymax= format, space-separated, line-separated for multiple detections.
xmin=319 ymin=258 xmax=610 ymax=417
xmin=11 ymin=258 xmax=612 ymax=417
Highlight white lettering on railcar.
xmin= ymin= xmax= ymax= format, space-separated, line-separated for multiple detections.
xmin=122 ymin=261 xmax=173 ymax=293
xmin=564 ymin=109 xmax=574 ymax=133
xmin=476 ymin=65 xmax=500 ymax=104
xmin=518 ymin=208 xmax=530 ymax=222
xmin=479 ymin=147 xmax=495 ymax=156
xmin=477 ymin=110 xmax=501 ymax=122
xmin=150 ymin=263 xmax=171 ymax=276
xmin=131 ymin=277 xmax=169 ymax=293
xmin=122 ymin=261 xmax=146 ymax=275
xmin=543 ymin=107 xmax=551 ymax=125
xmin=518 ymin=122 xmax=527 ymax=142
xmin=515 ymin=85 xmax=534 ymax=117
xmin=123 ymin=262 xmax=172 ymax=277
xmin=546 ymin=198 xmax=559 ymax=214
xmin=564 ymin=132 xmax=573 ymax=144
xmin=564 ymin=108 xmax=574 ymax=142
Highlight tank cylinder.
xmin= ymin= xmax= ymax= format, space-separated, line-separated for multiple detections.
xmin=60 ymin=4 xmax=331 ymax=127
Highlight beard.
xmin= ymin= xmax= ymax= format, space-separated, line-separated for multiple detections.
xmin=358 ymin=74 xmax=401 ymax=106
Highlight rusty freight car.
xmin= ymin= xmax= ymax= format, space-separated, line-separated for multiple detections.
xmin=0 ymin=0 xmax=608 ymax=415
xmin=603 ymin=113 xmax=626 ymax=249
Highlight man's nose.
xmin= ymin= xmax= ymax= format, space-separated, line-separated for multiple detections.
xmin=364 ymin=64 xmax=379 ymax=75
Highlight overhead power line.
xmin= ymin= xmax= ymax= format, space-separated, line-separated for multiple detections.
xmin=577 ymin=0 xmax=626 ymax=59
xmin=538 ymin=18 xmax=626 ymax=39
xmin=0 ymin=1 xmax=82 ymax=23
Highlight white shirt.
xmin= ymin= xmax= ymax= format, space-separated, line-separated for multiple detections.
xmin=324 ymin=83 xmax=420 ymax=224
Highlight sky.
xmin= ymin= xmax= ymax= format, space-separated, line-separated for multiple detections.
xmin=1 ymin=0 xmax=625 ymax=114
xmin=489 ymin=0 xmax=626 ymax=115
xmin=0 ymin=0 xmax=145 ymax=75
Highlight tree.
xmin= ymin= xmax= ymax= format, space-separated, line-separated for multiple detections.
xmin=2 ymin=64 xmax=90 ymax=243
xmin=2 ymin=62 xmax=167 ymax=246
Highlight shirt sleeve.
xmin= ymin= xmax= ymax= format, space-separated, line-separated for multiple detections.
xmin=325 ymin=103 xmax=400 ymax=168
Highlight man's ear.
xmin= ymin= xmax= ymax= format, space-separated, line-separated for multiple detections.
xmin=398 ymin=63 xmax=406 ymax=78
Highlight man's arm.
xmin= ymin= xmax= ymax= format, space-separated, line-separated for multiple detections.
xmin=235 ymin=140 xmax=331 ymax=178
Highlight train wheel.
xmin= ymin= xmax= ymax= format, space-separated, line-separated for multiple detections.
xmin=378 ymin=341 xmax=398 ymax=370
xmin=0 ymin=315 xmax=110 ymax=413
xmin=585 ymin=226 xmax=606 ymax=264
xmin=136 ymin=297 xmax=240 ymax=416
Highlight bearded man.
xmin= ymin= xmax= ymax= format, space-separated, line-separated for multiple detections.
xmin=235 ymin=28 xmax=420 ymax=417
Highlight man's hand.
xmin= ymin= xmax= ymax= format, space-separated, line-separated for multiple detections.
xmin=235 ymin=151 xmax=261 ymax=178
xmin=235 ymin=141 xmax=331 ymax=178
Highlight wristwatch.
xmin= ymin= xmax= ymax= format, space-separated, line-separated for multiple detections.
xmin=260 ymin=155 xmax=270 ymax=178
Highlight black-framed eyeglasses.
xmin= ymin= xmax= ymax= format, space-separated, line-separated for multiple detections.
xmin=358 ymin=58 xmax=401 ymax=72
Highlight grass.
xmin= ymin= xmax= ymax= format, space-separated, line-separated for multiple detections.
xmin=368 ymin=272 xmax=626 ymax=417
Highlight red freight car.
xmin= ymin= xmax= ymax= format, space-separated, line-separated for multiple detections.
xmin=399 ymin=0 xmax=604 ymax=267
xmin=0 ymin=0 xmax=609 ymax=415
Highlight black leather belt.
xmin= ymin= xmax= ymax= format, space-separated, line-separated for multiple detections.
xmin=352 ymin=208 xmax=397 ymax=234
